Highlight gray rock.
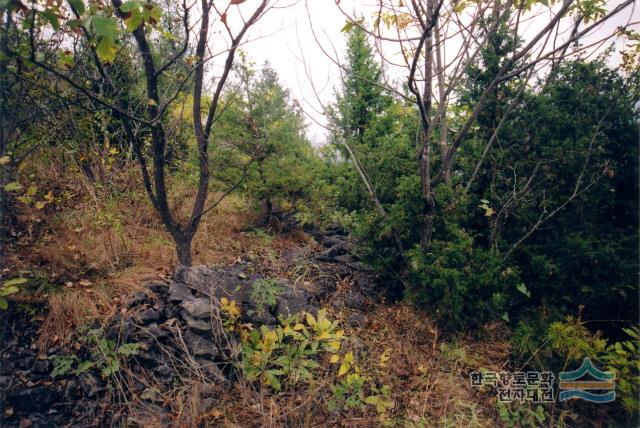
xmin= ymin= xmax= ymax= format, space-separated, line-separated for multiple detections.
xmin=0 ymin=360 xmax=15 ymax=375
xmin=136 ymin=308 xmax=163 ymax=325
xmin=127 ymin=291 xmax=149 ymax=308
xmin=180 ymin=298 xmax=214 ymax=319
xmin=78 ymin=372 xmax=104 ymax=398
xmin=174 ymin=265 xmax=217 ymax=286
xmin=276 ymin=287 xmax=315 ymax=318
xmin=182 ymin=312 xmax=214 ymax=334
xmin=148 ymin=282 xmax=167 ymax=294
xmin=15 ymin=356 xmax=34 ymax=370
xmin=31 ymin=359 xmax=51 ymax=375
xmin=323 ymin=244 xmax=347 ymax=257
xmin=153 ymin=364 xmax=177 ymax=381
xmin=183 ymin=331 xmax=219 ymax=359
xmin=321 ymin=235 xmax=350 ymax=249
xmin=344 ymin=291 xmax=366 ymax=311
xmin=21 ymin=414 xmax=56 ymax=428
xmin=195 ymin=359 xmax=227 ymax=384
xmin=347 ymin=312 xmax=367 ymax=328
xmin=144 ymin=323 xmax=168 ymax=340
xmin=168 ymin=282 xmax=193 ymax=303
xmin=7 ymin=386 xmax=60 ymax=413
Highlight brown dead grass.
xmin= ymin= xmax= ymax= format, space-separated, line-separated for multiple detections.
xmin=5 ymin=159 xmax=511 ymax=427
xmin=7 ymin=159 xmax=308 ymax=352
xmin=211 ymin=299 xmax=509 ymax=428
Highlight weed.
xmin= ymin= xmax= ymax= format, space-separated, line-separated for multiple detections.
xmin=51 ymin=327 xmax=142 ymax=379
xmin=0 ymin=277 xmax=27 ymax=310
xmin=497 ymin=402 xmax=548 ymax=428
xmin=241 ymin=309 xmax=344 ymax=391
xmin=250 ymin=278 xmax=283 ymax=315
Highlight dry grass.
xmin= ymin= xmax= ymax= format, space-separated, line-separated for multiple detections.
xmin=211 ymin=301 xmax=510 ymax=428
xmin=4 ymin=158 xmax=512 ymax=427
xmin=6 ymin=159 xmax=308 ymax=353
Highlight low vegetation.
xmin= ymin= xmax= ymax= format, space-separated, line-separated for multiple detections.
xmin=0 ymin=0 xmax=638 ymax=426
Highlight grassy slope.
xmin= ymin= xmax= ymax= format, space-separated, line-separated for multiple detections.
xmin=3 ymin=165 xmax=511 ymax=427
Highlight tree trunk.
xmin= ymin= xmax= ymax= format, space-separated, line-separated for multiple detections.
xmin=175 ymin=235 xmax=193 ymax=267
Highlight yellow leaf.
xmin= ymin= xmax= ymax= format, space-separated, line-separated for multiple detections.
xmin=316 ymin=331 xmax=330 ymax=340
xmin=0 ymin=156 xmax=10 ymax=165
xmin=484 ymin=207 xmax=495 ymax=217
xmin=379 ymin=348 xmax=391 ymax=367
xmin=338 ymin=363 xmax=349 ymax=376
xmin=330 ymin=354 xmax=340 ymax=363
xmin=326 ymin=340 xmax=342 ymax=352
xmin=293 ymin=323 xmax=305 ymax=331
xmin=344 ymin=351 xmax=354 ymax=364
xmin=220 ymin=297 xmax=228 ymax=305
xmin=305 ymin=312 xmax=316 ymax=327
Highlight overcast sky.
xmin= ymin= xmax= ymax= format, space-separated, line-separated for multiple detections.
xmin=230 ymin=0 xmax=639 ymax=144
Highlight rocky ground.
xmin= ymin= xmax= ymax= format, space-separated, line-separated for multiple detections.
xmin=0 ymin=227 xmax=379 ymax=427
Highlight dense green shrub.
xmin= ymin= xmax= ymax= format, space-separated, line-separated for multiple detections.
xmin=405 ymin=224 xmax=523 ymax=328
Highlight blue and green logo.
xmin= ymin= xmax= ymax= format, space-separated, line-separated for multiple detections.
xmin=558 ymin=358 xmax=615 ymax=403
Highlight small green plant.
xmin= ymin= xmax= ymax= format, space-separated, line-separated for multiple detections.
xmin=52 ymin=327 xmax=142 ymax=379
xmin=0 ymin=277 xmax=27 ymax=310
xmin=328 ymin=371 xmax=367 ymax=411
xmin=497 ymin=402 xmax=548 ymax=428
xmin=546 ymin=316 xmax=607 ymax=361
xmin=602 ymin=326 xmax=640 ymax=414
xmin=328 ymin=350 xmax=395 ymax=417
xmin=544 ymin=318 xmax=640 ymax=420
xmin=250 ymin=278 xmax=284 ymax=315
xmin=365 ymin=384 xmax=395 ymax=415
xmin=220 ymin=297 xmax=242 ymax=332
xmin=248 ymin=228 xmax=275 ymax=245
xmin=241 ymin=309 xmax=344 ymax=391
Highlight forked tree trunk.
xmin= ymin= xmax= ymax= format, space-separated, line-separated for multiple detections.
xmin=175 ymin=235 xmax=193 ymax=267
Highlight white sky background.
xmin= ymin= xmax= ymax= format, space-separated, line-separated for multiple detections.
xmin=223 ymin=0 xmax=639 ymax=144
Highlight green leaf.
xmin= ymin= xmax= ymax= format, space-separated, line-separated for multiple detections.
xmin=516 ymin=283 xmax=531 ymax=298
xmin=91 ymin=16 xmax=118 ymax=39
xmin=117 ymin=343 xmax=141 ymax=356
xmin=4 ymin=277 xmax=28 ymax=286
xmin=0 ymin=286 xmax=19 ymax=297
xmin=124 ymin=10 xmax=143 ymax=32
xmin=340 ymin=21 xmax=355 ymax=33
xmin=96 ymin=37 xmax=117 ymax=63
xmin=120 ymin=0 xmax=144 ymax=13
xmin=74 ymin=360 xmax=94 ymax=374
xmin=4 ymin=182 xmax=23 ymax=192
xmin=68 ymin=0 xmax=85 ymax=15
xmin=39 ymin=10 xmax=60 ymax=31
xmin=142 ymin=4 xmax=162 ymax=25
xmin=0 ymin=297 xmax=7 ymax=310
